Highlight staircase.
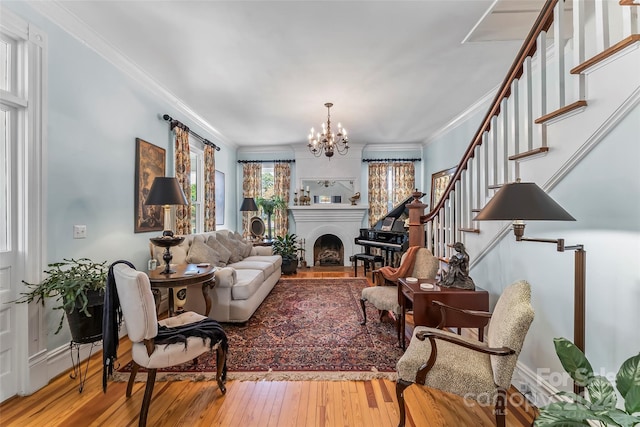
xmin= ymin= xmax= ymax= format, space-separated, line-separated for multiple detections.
xmin=416 ymin=0 xmax=639 ymax=264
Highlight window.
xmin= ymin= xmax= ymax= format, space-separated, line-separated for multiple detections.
xmin=189 ymin=148 xmax=203 ymax=234
xmin=259 ymin=163 xmax=275 ymax=231
xmin=0 ymin=107 xmax=10 ymax=251
xmin=261 ymin=163 xmax=274 ymax=199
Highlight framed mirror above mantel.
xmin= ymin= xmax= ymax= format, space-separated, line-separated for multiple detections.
xmin=295 ymin=178 xmax=356 ymax=205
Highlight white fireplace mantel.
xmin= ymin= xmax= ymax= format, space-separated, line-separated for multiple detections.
xmin=289 ymin=204 xmax=368 ymax=267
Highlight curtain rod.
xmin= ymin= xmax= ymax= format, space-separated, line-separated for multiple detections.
xmin=237 ymin=159 xmax=295 ymax=164
xmin=162 ymin=114 xmax=221 ymax=151
xmin=362 ymin=158 xmax=421 ymax=163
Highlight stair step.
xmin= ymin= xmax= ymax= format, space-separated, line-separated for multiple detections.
xmin=471 ymin=208 xmax=481 ymax=213
xmin=488 ymin=184 xmax=503 ymax=190
xmin=571 ymin=34 xmax=640 ymax=75
xmin=508 ymin=147 xmax=550 ymax=161
xmin=535 ymin=100 xmax=588 ymax=125
xmin=460 ymin=228 xmax=480 ymax=234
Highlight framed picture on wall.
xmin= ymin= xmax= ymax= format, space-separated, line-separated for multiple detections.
xmin=215 ymin=170 xmax=225 ymax=225
xmin=430 ymin=166 xmax=456 ymax=208
xmin=134 ymin=138 xmax=166 ymax=233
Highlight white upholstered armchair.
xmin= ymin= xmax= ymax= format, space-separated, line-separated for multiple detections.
xmin=360 ymin=247 xmax=439 ymax=344
xmin=395 ymin=280 xmax=534 ymax=427
xmin=108 ymin=263 xmax=228 ymax=427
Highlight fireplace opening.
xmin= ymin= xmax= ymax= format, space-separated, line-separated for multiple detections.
xmin=313 ymin=234 xmax=344 ymax=266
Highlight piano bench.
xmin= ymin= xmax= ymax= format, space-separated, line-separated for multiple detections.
xmin=352 ymin=254 xmax=385 ymax=277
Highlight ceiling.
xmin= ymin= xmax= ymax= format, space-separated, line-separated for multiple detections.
xmin=51 ymin=0 xmax=544 ymax=148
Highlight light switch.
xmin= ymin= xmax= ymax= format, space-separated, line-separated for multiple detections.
xmin=73 ymin=225 xmax=87 ymax=239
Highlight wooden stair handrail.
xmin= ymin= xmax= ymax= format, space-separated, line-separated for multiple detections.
xmin=421 ymin=0 xmax=558 ymax=224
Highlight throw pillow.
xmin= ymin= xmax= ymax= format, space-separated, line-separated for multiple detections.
xmin=233 ymin=231 xmax=253 ymax=258
xmin=207 ymin=236 xmax=231 ymax=266
xmin=216 ymin=232 xmax=243 ymax=263
xmin=186 ymin=239 xmax=221 ymax=266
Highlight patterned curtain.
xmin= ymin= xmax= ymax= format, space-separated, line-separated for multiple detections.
xmin=391 ymin=161 xmax=415 ymax=205
xmin=203 ymin=144 xmax=216 ymax=232
xmin=367 ymin=162 xmax=389 ymax=226
xmin=242 ymin=163 xmax=262 ymax=237
xmin=273 ymin=162 xmax=291 ymax=237
xmin=174 ymin=127 xmax=192 ymax=235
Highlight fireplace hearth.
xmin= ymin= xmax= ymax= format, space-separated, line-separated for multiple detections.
xmin=314 ymin=234 xmax=344 ymax=266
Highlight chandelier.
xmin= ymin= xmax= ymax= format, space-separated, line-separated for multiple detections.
xmin=307 ymin=102 xmax=349 ymax=158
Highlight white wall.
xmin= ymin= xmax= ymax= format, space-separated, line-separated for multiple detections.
xmin=471 ymin=105 xmax=640 ymax=391
xmin=4 ymin=2 xmax=237 ymax=351
xmin=422 ymin=69 xmax=640 ymax=399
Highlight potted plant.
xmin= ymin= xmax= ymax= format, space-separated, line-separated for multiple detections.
xmin=256 ymin=195 xmax=288 ymax=240
xmin=272 ymin=233 xmax=299 ymax=275
xmin=15 ymin=258 xmax=108 ymax=343
xmin=536 ymin=337 xmax=640 ymax=426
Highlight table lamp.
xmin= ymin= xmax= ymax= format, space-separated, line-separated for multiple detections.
xmin=240 ymin=197 xmax=258 ymax=238
xmin=145 ymin=177 xmax=188 ymax=274
xmin=474 ymin=180 xmax=586 ymax=393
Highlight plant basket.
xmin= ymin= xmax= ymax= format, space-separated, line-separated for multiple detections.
xmin=65 ymin=289 xmax=104 ymax=344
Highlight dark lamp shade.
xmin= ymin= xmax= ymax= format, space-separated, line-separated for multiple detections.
xmin=474 ymin=182 xmax=575 ymax=221
xmin=145 ymin=177 xmax=188 ymax=206
xmin=239 ymin=197 xmax=258 ymax=212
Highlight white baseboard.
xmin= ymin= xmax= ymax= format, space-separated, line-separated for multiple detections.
xmin=512 ymin=361 xmax=561 ymax=408
xmin=40 ymin=325 xmax=128 ymax=387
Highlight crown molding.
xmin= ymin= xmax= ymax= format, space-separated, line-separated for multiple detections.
xmin=28 ymin=1 xmax=235 ymax=148
xmin=237 ymin=144 xmax=296 ymax=155
xmin=363 ymin=142 xmax=423 ymax=152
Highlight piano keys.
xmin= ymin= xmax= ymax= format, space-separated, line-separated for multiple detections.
xmin=354 ymin=194 xmax=418 ymax=267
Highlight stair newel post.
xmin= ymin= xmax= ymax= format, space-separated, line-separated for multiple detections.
xmin=407 ymin=190 xmax=426 ymax=248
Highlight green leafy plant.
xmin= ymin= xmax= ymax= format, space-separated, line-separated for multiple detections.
xmin=536 ymin=337 xmax=640 ymax=427
xmin=256 ymin=196 xmax=287 ymax=216
xmin=256 ymin=196 xmax=288 ymax=239
xmin=15 ymin=258 xmax=108 ymax=334
xmin=272 ymin=233 xmax=299 ymax=261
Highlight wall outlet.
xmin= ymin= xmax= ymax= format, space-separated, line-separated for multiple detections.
xmin=73 ymin=225 xmax=87 ymax=239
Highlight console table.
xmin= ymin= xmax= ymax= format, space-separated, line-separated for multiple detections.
xmin=148 ymin=263 xmax=216 ymax=317
xmin=398 ymin=277 xmax=489 ymax=349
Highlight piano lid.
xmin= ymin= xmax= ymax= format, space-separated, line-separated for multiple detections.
xmin=371 ymin=192 xmax=425 ymax=232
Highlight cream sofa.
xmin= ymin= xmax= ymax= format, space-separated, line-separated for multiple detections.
xmin=151 ymin=230 xmax=281 ymax=323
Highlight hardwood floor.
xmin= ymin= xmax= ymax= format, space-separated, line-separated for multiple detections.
xmin=0 ymin=267 xmax=537 ymax=426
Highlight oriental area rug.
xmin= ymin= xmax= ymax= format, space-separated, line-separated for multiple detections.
xmin=114 ymin=277 xmax=403 ymax=382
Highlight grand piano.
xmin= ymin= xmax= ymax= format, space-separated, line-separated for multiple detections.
xmin=354 ymin=194 xmax=417 ymax=267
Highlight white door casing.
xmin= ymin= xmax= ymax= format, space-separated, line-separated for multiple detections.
xmin=0 ymin=8 xmax=47 ymax=401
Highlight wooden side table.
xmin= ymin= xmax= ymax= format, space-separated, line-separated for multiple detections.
xmin=148 ymin=264 xmax=216 ymax=317
xmin=398 ymin=278 xmax=489 ymax=349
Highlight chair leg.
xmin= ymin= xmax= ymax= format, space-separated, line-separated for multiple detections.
xmin=396 ymin=379 xmax=412 ymax=427
xmin=360 ymin=298 xmax=368 ymax=325
xmin=139 ymin=368 xmax=157 ymax=427
xmin=216 ymin=345 xmax=227 ymax=395
xmin=495 ymin=387 xmax=507 ymax=427
xmin=126 ymin=362 xmax=140 ymax=397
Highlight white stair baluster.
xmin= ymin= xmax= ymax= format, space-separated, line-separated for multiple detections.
xmin=595 ymin=0 xmax=610 ymax=52
xmin=501 ymin=97 xmax=509 ymax=185
xmin=554 ymin=1 xmax=566 ymax=108
xmin=483 ymin=131 xmax=490 ymax=199
xmin=573 ymin=0 xmax=586 ymax=101
xmin=524 ymin=56 xmax=534 ymax=153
